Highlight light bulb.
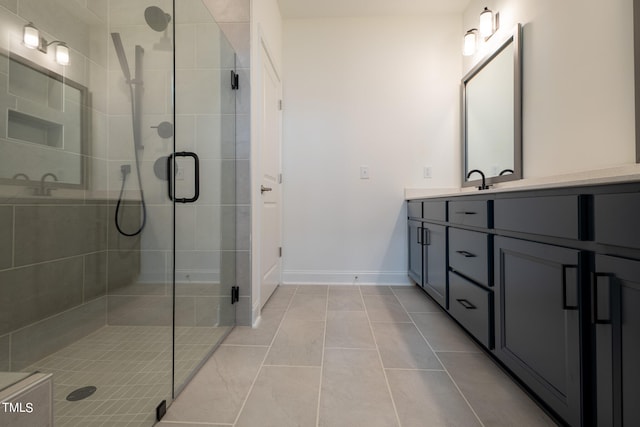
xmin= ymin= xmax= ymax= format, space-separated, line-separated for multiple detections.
xmin=479 ymin=7 xmax=494 ymax=38
xmin=463 ymin=30 xmax=477 ymax=56
xmin=23 ymin=23 xmax=40 ymax=49
xmin=55 ymin=43 xmax=69 ymax=65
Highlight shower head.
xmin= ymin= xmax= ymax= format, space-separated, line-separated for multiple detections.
xmin=111 ymin=33 xmax=131 ymax=82
xmin=145 ymin=6 xmax=172 ymax=32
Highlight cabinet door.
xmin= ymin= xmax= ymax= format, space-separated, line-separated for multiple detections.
xmin=494 ymin=237 xmax=583 ymax=426
xmin=408 ymin=219 xmax=423 ymax=286
xmin=423 ymin=223 xmax=447 ymax=308
xmin=593 ymin=255 xmax=640 ymax=427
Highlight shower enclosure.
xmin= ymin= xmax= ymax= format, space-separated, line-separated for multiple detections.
xmin=0 ymin=0 xmax=239 ymax=425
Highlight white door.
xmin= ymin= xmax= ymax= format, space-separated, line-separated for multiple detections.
xmin=260 ymin=41 xmax=282 ymax=308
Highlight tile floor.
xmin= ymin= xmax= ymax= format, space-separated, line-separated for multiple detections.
xmin=159 ymin=285 xmax=557 ymax=427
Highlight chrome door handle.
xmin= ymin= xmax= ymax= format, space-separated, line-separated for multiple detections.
xmin=261 ymin=185 xmax=273 ymax=194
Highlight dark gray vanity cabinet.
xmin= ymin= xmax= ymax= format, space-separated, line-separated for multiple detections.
xmin=408 ymin=218 xmax=423 ymax=285
xmin=447 ymin=200 xmax=494 ymax=348
xmin=406 ymin=183 xmax=640 ymax=427
xmin=421 ymin=223 xmax=447 ymax=307
xmin=592 ymin=192 xmax=640 ymax=427
xmin=407 ymin=201 xmax=448 ymax=308
xmin=494 ymin=236 xmax=584 ymax=427
xmin=592 ymin=255 xmax=640 ymax=427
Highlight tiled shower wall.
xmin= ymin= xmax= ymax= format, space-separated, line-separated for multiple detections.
xmin=0 ymin=0 xmax=117 ymax=371
xmin=0 ymin=200 xmax=141 ymax=371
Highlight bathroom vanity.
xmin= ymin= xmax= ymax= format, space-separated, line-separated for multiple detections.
xmin=407 ymin=178 xmax=640 ymax=427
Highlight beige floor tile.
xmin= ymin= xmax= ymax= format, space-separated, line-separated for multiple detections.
xmin=285 ymin=294 xmax=327 ymax=321
xmin=223 ymin=308 xmax=286 ymax=346
xmin=328 ymin=291 xmax=364 ymax=311
xmin=235 ymin=366 xmax=320 ymax=427
xmin=438 ymin=352 xmax=556 ymax=426
xmin=391 ymin=286 xmax=442 ymax=313
xmin=411 ymin=312 xmax=482 ymax=352
xmin=386 ymin=369 xmax=481 ymax=427
xmin=163 ymin=345 xmax=267 ymax=424
xmin=263 ymin=286 xmax=296 ymax=310
xmin=362 ymin=295 xmax=411 ymax=322
xmin=319 ymin=348 xmax=398 ymax=427
xmin=296 ymin=284 xmax=329 ymax=294
xmin=371 ymin=322 xmax=442 ymax=369
xmin=325 ymin=311 xmax=375 ymax=349
xmin=264 ymin=318 xmax=324 ymax=366
xmin=359 ymin=285 xmax=394 ymax=295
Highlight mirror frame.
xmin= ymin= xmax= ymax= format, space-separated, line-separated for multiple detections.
xmin=462 ymin=23 xmax=522 ymax=188
xmin=1 ymin=53 xmax=89 ymax=189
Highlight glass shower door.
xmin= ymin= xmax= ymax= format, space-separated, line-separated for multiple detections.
xmin=172 ymin=1 xmax=238 ymax=394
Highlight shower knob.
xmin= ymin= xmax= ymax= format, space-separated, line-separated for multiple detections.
xmin=151 ymin=121 xmax=174 ymax=139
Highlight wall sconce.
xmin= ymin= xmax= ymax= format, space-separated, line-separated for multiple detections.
xmin=463 ymin=29 xmax=478 ymax=56
xmin=23 ymin=22 xmax=70 ymax=65
xmin=479 ymin=7 xmax=498 ymax=39
xmin=462 ymin=7 xmax=500 ymax=55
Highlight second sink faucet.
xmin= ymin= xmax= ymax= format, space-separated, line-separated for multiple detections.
xmin=467 ymin=169 xmax=490 ymax=190
xmin=34 ymin=172 xmax=59 ymax=196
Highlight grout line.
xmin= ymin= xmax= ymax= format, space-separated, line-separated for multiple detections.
xmin=398 ymin=291 xmax=486 ymax=427
xmin=315 ymin=285 xmax=329 ymax=427
xmin=360 ymin=287 xmax=403 ymax=427
xmin=231 ymin=287 xmax=297 ymax=426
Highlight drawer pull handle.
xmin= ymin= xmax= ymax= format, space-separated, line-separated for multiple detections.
xmin=456 ymin=250 xmax=476 ymax=258
xmin=455 ymin=211 xmax=477 ymax=215
xmin=456 ymin=299 xmax=477 ymax=309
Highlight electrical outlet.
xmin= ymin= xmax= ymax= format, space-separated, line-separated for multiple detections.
xmin=424 ymin=166 xmax=432 ymax=179
xmin=360 ymin=166 xmax=370 ymax=179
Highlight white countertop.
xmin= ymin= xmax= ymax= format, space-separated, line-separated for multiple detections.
xmin=405 ymin=164 xmax=640 ymax=200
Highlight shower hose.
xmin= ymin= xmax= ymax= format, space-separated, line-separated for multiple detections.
xmin=115 ymin=84 xmax=147 ymax=237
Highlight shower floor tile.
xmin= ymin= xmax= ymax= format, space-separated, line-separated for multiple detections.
xmin=24 ymin=325 xmax=229 ymax=427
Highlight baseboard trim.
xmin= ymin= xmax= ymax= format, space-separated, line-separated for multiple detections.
xmin=282 ymin=270 xmax=411 ymax=286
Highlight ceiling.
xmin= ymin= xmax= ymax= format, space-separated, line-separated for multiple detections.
xmin=277 ymin=0 xmax=472 ymax=19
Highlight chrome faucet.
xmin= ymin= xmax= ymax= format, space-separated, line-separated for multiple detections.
xmin=467 ymin=169 xmax=490 ymax=190
xmin=34 ymin=173 xmax=58 ymax=196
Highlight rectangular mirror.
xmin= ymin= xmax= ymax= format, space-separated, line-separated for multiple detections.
xmin=0 ymin=53 xmax=88 ymax=190
xmin=463 ymin=24 xmax=522 ymax=188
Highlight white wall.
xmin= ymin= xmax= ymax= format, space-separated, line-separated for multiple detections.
xmin=281 ymin=16 xmax=462 ymax=285
xmin=463 ymin=0 xmax=636 ymax=179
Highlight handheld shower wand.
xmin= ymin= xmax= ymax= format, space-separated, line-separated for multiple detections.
xmin=111 ymin=32 xmax=147 ymax=236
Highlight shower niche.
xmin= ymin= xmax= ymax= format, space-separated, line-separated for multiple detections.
xmin=1 ymin=53 xmax=88 ymax=189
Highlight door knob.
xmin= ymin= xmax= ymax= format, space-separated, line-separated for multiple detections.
xmin=261 ymin=185 xmax=272 ymax=194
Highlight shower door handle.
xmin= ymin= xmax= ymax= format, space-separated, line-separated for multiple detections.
xmin=167 ymin=152 xmax=200 ymax=203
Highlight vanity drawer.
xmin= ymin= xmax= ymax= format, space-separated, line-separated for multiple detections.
xmin=408 ymin=201 xmax=422 ymax=219
xmin=494 ymin=195 xmax=586 ymax=240
xmin=449 ymin=271 xmax=493 ymax=349
xmin=594 ymin=193 xmax=640 ymax=249
xmin=423 ymin=201 xmax=446 ymax=221
xmin=449 ymin=227 xmax=491 ymax=287
xmin=448 ymin=200 xmax=489 ymax=228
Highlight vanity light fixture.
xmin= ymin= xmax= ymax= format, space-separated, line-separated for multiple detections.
xmin=463 ymin=7 xmax=500 ymax=55
xmin=479 ymin=7 xmax=498 ymax=39
xmin=463 ymin=29 xmax=478 ymax=56
xmin=23 ymin=22 xmax=40 ymax=49
xmin=23 ymin=22 xmax=70 ymax=65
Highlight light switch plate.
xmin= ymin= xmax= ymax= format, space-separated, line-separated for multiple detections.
xmin=360 ymin=166 xmax=370 ymax=179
